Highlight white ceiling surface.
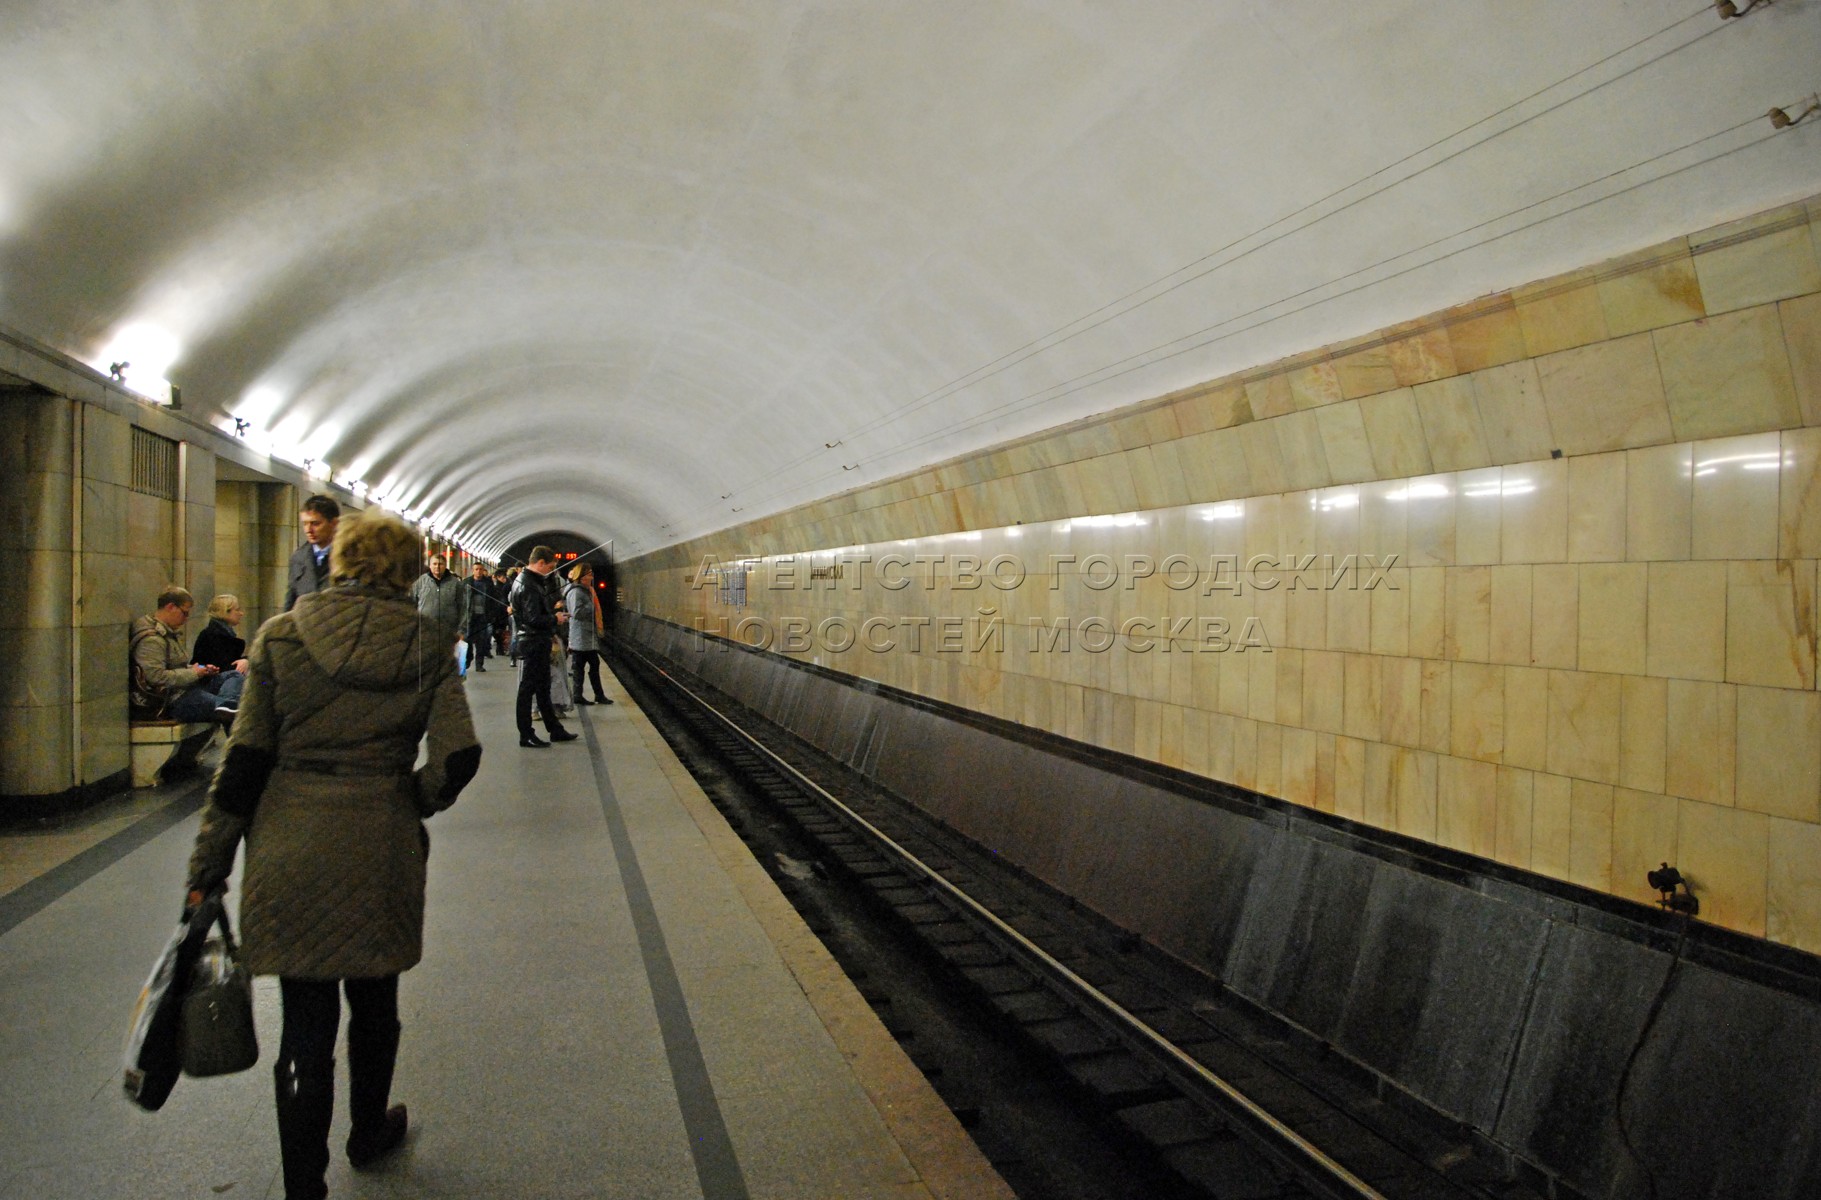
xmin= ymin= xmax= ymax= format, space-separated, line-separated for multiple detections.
xmin=1 ymin=2 xmax=1817 ymax=559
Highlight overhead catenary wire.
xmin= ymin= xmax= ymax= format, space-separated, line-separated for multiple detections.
xmin=713 ymin=109 xmax=1792 ymax=525
xmin=684 ymin=1 xmax=1737 ymax=530
xmin=821 ymin=3 xmax=1728 ymax=448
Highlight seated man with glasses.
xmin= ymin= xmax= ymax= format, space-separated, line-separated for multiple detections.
xmin=130 ymin=585 xmax=248 ymax=724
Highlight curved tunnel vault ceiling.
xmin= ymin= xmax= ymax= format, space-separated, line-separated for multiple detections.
xmin=2 ymin=2 xmax=1817 ymax=558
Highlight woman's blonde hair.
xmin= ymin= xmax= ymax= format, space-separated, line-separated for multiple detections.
xmin=206 ymin=593 xmax=242 ymax=619
xmin=329 ymin=510 xmax=421 ymax=594
xmin=567 ymin=562 xmax=592 ymax=583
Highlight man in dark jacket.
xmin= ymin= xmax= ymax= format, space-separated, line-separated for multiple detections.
xmin=509 ymin=547 xmax=574 ymax=747
xmin=284 ymin=495 xmax=340 ymax=610
xmin=463 ymin=562 xmax=496 ymax=672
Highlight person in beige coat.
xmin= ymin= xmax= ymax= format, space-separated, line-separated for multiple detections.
xmin=186 ymin=510 xmax=481 ymax=1200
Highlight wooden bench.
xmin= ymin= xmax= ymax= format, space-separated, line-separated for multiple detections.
xmin=128 ymin=720 xmax=217 ymax=787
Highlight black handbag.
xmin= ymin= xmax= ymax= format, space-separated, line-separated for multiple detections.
xmin=179 ymin=908 xmax=258 ymax=1078
xmin=123 ymin=892 xmax=220 ymax=1110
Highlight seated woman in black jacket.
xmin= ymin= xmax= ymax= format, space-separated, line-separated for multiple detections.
xmin=192 ymin=594 xmax=249 ymax=674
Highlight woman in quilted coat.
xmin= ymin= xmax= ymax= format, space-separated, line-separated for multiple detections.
xmin=186 ymin=509 xmax=481 ymax=1200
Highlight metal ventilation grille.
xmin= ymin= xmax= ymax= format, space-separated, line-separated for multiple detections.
xmin=130 ymin=427 xmax=178 ymax=498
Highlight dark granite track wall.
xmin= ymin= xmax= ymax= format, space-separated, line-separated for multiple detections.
xmin=620 ymin=614 xmax=1821 ymax=1199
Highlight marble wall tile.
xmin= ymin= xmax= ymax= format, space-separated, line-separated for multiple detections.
xmin=1531 ymin=773 xmax=1574 ymax=879
xmin=1380 ymin=656 xmax=1422 ymax=747
xmin=1456 ymin=467 xmax=1504 ymax=565
xmin=1437 ymin=756 xmax=1498 ymax=856
xmin=1387 ymin=323 xmax=1457 ymax=387
xmin=1625 ymin=442 xmax=1693 ymax=561
xmin=1734 ymin=685 xmax=1821 ymax=823
xmin=1597 ymin=240 xmax=1705 ymax=336
xmin=1611 ymin=787 xmax=1681 ymax=906
xmin=1444 ymin=566 xmax=1492 ymax=661
xmin=1182 ymin=707 xmax=1211 ymax=776
xmin=1413 ymin=377 xmax=1493 ymax=472
xmin=1690 ymin=432 xmax=1781 ymax=559
xmin=0 ymin=546 xmax=71 ymax=633
xmin=1535 ymin=333 xmax=1672 ymax=455
xmin=1420 ymin=662 xmax=1449 ymax=757
xmin=1445 ymin=300 xmax=1528 ymax=373
xmin=1504 ymin=665 xmax=1550 ymax=771
xmin=1402 ymin=475 xmax=1458 ymax=567
xmin=1326 ymin=576 xmax=1372 ymax=654
xmin=1245 ymin=373 xmax=1296 ymax=422
xmin=1665 ymin=680 xmax=1737 ymax=806
xmin=1334 ymin=343 xmax=1399 ymax=400
xmin=1359 ymin=388 xmax=1433 ymax=478
xmin=1578 ymin=562 xmax=1647 ymax=675
xmin=1495 ymin=766 xmax=1535 ymax=868
xmin=1302 ymin=650 xmax=1344 ymax=734
xmin=1501 ymin=458 xmax=1567 ymax=563
xmin=1358 ymin=481 xmax=1409 ymax=567
xmin=1546 ymin=670 xmax=1621 ymax=784
xmin=1247 ymin=650 xmax=1279 ymax=725
xmin=1780 ymin=293 xmax=1821 ymax=426
xmin=1725 ymin=559 xmax=1816 ymax=689
xmin=1778 ymin=427 xmax=1821 ymax=558
xmin=1393 ymin=747 xmax=1439 ymax=841
xmin=1342 ymin=653 xmax=1380 ymax=741
xmin=1450 ymin=661 xmax=1504 ymax=763
xmin=1281 ymin=725 xmax=1319 ymax=806
xmin=1274 ymin=647 xmax=1305 ymax=727
xmin=0 ymin=704 xmax=73 ymax=793
xmin=1619 ymin=675 xmax=1669 ymax=794
xmin=1231 ymin=717 xmax=1258 ymax=790
xmin=1657 ymin=307 xmax=1802 ymax=441
xmin=1316 ymin=401 xmax=1376 ymax=485
xmin=1273 ymin=411 xmax=1332 ymax=492
xmin=1676 ymin=799 xmax=1769 ymax=936
xmin=1646 ymin=557 xmax=1726 ymax=681
xmin=1409 ymin=566 xmax=1446 ymax=659
xmin=1767 ymin=818 xmax=1821 ymax=953
xmin=1284 ymin=362 xmax=1341 ymax=412
xmin=1568 ymin=452 xmax=1627 ymax=562
xmin=1569 ymin=779 xmax=1615 ymax=891
xmin=1488 ymin=565 xmax=1532 ymax=666
xmin=1691 ymin=206 xmax=1821 ymax=315
xmin=1333 ymin=734 xmax=1366 ymax=821
xmin=1472 ymin=359 xmax=1557 ymax=465
xmin=1516 ymin=272 xmax=1611 ymax=356
xmin=1238 ymin=421 xmax=1288 ymax=498
xmin=1255 ymin=722 xmax=1285 ymax=795
xmin=1285 ymin=573 xmax=1328 ymax=649
xmin=1529 ymin=563 xmax=1580 ymax=670
xmin=1370 ymin=569 xmax=1410 ymax=658
xmin=1124 ymin=447 xmax=1174 ymax=511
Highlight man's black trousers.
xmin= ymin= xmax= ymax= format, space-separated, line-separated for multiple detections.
xmin=516 ymin=643 xmax=561 ymax=738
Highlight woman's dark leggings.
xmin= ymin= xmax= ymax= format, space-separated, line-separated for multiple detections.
xmin=571 ymin=649 xmax=605 ymax=700
xmin=275 ymin=976 xmax=400 ymax=1199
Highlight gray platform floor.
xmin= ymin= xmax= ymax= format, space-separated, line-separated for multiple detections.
xmin=0 ymin=663 xmax=1011 ymax=1200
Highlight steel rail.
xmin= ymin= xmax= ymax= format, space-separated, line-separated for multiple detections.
xmin=621 ymin=644 xmax=1388 ymax=1200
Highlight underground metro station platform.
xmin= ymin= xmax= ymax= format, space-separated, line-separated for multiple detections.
xmin=4 ymin=4 xmax=1821 ymax=1198
xmin=0 ymin=665 xmax=1010 ymax=1200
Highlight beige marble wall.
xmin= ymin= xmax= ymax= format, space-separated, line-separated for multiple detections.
xmin=627 ymin=195 xmax=1821 ymax=954
xmin=0 ymin=396 xmax=228 ymax=804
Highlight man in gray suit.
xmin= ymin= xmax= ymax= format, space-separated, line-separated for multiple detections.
xmin=284 ymin=494 xmax=340 ymax=610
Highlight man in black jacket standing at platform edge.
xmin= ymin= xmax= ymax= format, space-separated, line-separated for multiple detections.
xmin=510 ymin=546 xmax=576 ymax=747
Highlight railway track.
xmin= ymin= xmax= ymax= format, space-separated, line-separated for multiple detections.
xmin=611 ymin=641 xmax=1560 ymax=1200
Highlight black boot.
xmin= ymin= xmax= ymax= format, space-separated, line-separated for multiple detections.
xmin=346 ymin=1012 xmax=406 ymax=1168
xmin=274 ymin=1055 xmax=334 ymax=1200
